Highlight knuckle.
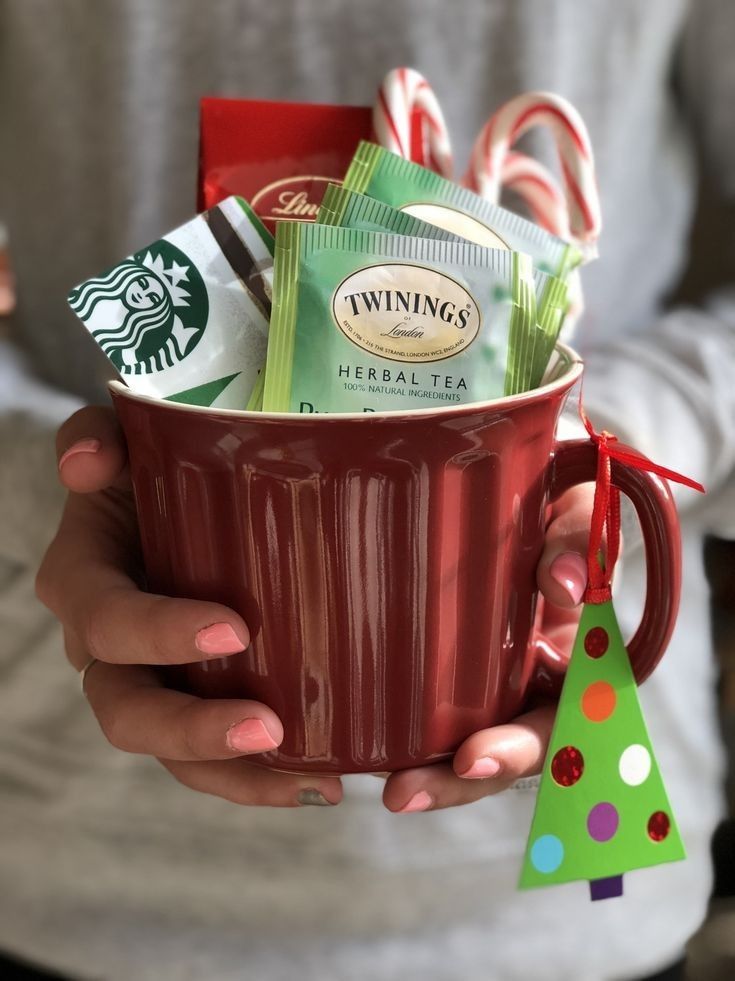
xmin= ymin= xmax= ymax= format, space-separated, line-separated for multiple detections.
xmin=145 ymin=597 xmax=179 ymax=663
xmin=83 ymin=586 xmax=128 ymax=662
xmin=61 ymin=628 xmax=81 ymax=666
xmin=96 ymin=704 xmax=129 ymax=752
xmin=158 ymin=759 xmax=192 ymax=790
xmin=176 ymin=701 xmax=209 ymax=761
xmin=94 ymin=686 xmax=146 ymax=754
xmin=84 ymin=597 xmax=112 ymax=661
xmin=35 ymin=536 xmax=64 ymax=612
xmin=34 ymin=559 xmax=52 ymax=608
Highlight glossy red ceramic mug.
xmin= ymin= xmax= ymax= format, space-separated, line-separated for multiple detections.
xmin=110 ymin=345 xmax=681 ymax=774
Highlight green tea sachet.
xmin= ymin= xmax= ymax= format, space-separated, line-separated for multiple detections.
xmin=68 ymin=196 xmax=273 ymax=409
xmin=318 ymin=183 xmax=459 ymax=242
xmin=246 ymin=368 xmax=266 ymax=411
xmin=529 ymin=274 xmax=569 ymax=389
xmin=317 ymin=183 xmax=568 ymax=393
xmin=343 ymin=141 xmax=583 ymax=279
xmin=261 ymin=222 xmax=561 ymax=414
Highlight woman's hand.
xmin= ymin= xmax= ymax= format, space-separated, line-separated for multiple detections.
xmin=36 ymin=406 xmax=343 ymax=808
xmin=382 ymin=484 xmax=594 ymax=813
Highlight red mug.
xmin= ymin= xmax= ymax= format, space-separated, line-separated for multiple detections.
xmin=110 ymin=345 xmax=681 ymax=774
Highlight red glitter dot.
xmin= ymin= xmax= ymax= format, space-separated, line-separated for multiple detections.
xmin=584 ymin=626 xmax=609 ymax=658
xmin=551 ymin=745 xmax=585 ymax=787
xmin=647 ymin=811 xmax=671 ymax=842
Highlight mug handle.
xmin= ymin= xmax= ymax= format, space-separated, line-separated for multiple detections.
xmin=529 ymin=438 xmax=682 ymax=698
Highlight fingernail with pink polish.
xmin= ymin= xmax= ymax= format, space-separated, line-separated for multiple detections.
xmin=226 ymin=718 xmax=279 ymax=753
xmin=398 ymin=790 xmax=434 ymax=813
xmin=460 ymin=756 xmax=502 ymax=779
xmin=549 ymin=551 xmax=588 ymax=605
xmin=58 ymin=438 xmax=101 ymax=470
xmin=195 ymin=622 xmax=246 ymax=656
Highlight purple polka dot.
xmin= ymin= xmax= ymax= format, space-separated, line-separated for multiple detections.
xmin=587 ymin=802 xmax=619 ymax=842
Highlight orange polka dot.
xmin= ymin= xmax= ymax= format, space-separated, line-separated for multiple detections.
xmin=581 ymin=681 xmax=616 ymax=722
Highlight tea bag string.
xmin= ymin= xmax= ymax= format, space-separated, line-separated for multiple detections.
xmin=579 ymin=405 xmax=705 ymax=605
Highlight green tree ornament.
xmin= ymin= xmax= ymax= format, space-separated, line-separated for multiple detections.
xmin=519 ymin=599 xmax=685 ymax=901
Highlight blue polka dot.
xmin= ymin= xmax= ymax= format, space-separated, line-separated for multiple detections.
xmin=530 ymin=834 xmax=564 ymax=874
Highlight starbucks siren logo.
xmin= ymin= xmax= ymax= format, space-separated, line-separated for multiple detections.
xmin=69 ymin=241 xmax=209 ymax=375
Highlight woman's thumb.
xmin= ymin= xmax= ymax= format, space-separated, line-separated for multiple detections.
xmin=56 ymin=406 xmax=129 ymax=493
xmin=537 ymin=483 xmax=596 ymax=609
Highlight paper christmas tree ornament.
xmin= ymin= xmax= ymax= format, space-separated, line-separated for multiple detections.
xmin=520 ymin=414 xmax=703 ymax=901
xmin=519 ymin=599 xmax=685 ymax=900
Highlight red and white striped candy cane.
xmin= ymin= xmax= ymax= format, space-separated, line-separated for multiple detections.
xmin=373 ymin=68 xmax=454 ymax=178
xmin=499 ymin=152 xmax=571 ymax=240
xmin=500 ymin=153 xmax=585 ymax=325
xmin=465 ymin=91 xmax=601 ymax=244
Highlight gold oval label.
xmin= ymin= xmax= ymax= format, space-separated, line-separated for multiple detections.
xmin=251 ymin=175 xmax=336 ymax=232
xmin=332 ymin=263 xmax=481 ymax=364
xmin=400 ymin=203 xmax=510 ymax=249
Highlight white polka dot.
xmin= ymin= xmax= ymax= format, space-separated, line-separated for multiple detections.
xmin=619 ymin=744 xmax=651 ymax=786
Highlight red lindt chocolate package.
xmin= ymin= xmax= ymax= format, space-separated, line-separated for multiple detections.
xmin=198 ymin=97 xmax=373 ymax=233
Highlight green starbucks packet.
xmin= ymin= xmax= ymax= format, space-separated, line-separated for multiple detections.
xmin=343 ymin=141 xmax=584 ymax=279
xmin=317 ymin=184 xmax=568 ymax=394
xmin=261 ymin=222 xmax=566 ymax=414
xmin=68 ymin=196 xmax=274 ymax=409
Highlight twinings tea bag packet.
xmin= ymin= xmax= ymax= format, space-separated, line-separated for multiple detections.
xmin=318 ymin=182 xmax=569 ymax=385
xmin=514 ymin=273 xmax=569 ymax=395
xmin=318 ymin=184 xmax=459 ymax=242
xmin=68 ymin=196 xmax=273 ymax=409
xmin=343 ymin=142 xmax=583 ymax=279
xmin=301 ymin=190 xmax=567 ymax=407
xmin=246 ymin=369 xmax=266 ymax=411
xmin=198 ymin=97 xmax=372 ymax=233
xmin=529 ymin=275 xmax=569 ymax=390
xmin=261 ymin=223 xmax=565 ymax=414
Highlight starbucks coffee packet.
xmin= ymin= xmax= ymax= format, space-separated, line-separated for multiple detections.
xmin=68 ymin=196 xmax=273 ymax=409
xmin=343 ymin=142 xmax=584 ymax=279
xmin=261 ymin=222 xmax=566 ymax=414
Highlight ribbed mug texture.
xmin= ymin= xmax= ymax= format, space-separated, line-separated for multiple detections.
xmin=113 ymin=359 xmax=583 ymax=773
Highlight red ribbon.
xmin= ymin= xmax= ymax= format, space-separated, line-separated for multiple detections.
xmin=579 ymin=406 xmax=705 ymax=604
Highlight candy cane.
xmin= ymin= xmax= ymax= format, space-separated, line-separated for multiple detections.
xmin=499 ymin=152 xmax=571 ymax=240
xmin=373 ymin=68 xmax=454 ymax=178
xmin=498 ymin=153 xmax=584 ymax=326
xmin=372 ymin=75 xmax=591 ymax=322
xmin=465 ymin=91 xmax=601 ymax=244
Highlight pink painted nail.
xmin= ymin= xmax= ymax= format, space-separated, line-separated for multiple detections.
xmin=58 ymin=438 xmax=101 ymax=470
xmin=460 ymin=756 xmax=502 ymax=779
xmin=226 ymin=718 xmax=279 ymax=753
xmin=398 ymin=790 xmax=434 ymax=813
xmin=549 ymin=551 xmax=588 ymax=605
xmin=195 ymin=622 xmax=246 ymax=655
